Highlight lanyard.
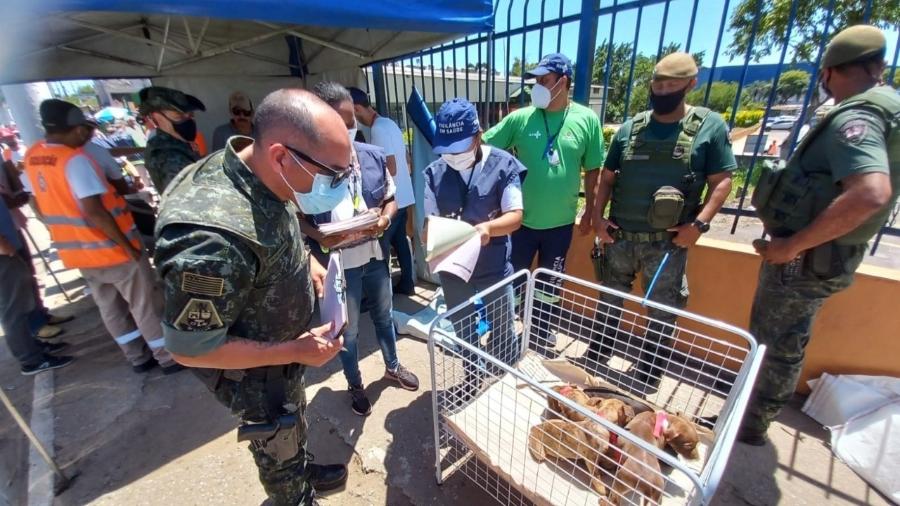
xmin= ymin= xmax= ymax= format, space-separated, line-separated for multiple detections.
xmin=541 ymin=106 xmax=569 ymax=159
xmin=348 ymin=151 xmax=363 ymax=214
xmin=452 ymin=164 xmax=478 ymax=219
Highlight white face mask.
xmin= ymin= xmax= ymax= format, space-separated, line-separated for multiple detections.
xmin=442 ymin=149 xmax=477 ymax=171
xmin=531 ymin=78 xmax=564 ymax=109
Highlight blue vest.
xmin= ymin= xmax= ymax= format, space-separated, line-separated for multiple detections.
xmin=425 ymin=148 xmax=525 ymax=284
xmin=306 ymin=142 xmax=389 ymax=253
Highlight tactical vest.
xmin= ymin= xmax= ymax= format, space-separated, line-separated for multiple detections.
xmin=427 ymin=147 xmax=524 ymax=284
xmin=610 ymin=107 xmax=710 ymax=232
xmin=307 ymin=143 xmax=388 ymax=254
xmin=754 ymin=86 xmax=900 ymax=245
xmin=157 ymin=147 xmax=315 ymax=350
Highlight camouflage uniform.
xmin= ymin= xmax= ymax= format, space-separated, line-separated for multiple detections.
xmin=144 ymin=129 xmax=200 ymax=193
xmin=743 ymin=83 xmax=899 ymax=438
xmin=154 ymin=137 xmax=316 ymax=505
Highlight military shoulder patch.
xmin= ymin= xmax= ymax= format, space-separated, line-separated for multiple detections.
xmin=175 ymin=298 xmax=224 ymax=331
xmin=838 ymin=118 xmax=867 ymax=145
xmin=182 ymin=272 xmax=225 ymax=296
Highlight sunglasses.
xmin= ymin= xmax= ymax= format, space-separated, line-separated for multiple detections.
xmin=283 ymin=144 xmax=352 ymax=189
xmin=232 ymin=108 xmax=252 ymax=118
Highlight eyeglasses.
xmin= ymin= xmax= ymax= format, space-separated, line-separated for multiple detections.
xmin=232 ymin=108 xmax=252 ymax=118
xmin=283 ymin=144 xmax=352 ymax=189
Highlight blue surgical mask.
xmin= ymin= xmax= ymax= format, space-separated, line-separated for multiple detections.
xmin=282 ymin=152 xmax=349 ymax=214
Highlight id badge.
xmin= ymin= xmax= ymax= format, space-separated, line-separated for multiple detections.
xmin=548 ymin=148 xmax=560 ymax=166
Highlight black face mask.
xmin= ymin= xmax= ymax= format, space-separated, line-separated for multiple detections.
xmin=171 ymin=117 xmax=198 ymax=142
xmin=649 ymin=86 xmax=689 ymax=115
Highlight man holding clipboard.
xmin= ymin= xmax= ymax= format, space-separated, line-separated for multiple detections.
xmin=301 ymin=82 xmax=420 ymax=418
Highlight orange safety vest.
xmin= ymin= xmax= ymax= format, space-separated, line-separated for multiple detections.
xmin=24 ymin=141 xmax=140 ymax=270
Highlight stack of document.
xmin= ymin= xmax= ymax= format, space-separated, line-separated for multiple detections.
xmin=318 ymin=212 xmax=380 ymax=236
xmin=426 ymin=216 xmax=482 ymax=282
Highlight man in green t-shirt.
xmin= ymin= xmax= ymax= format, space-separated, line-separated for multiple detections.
xmin=588 ymin=52 xmax=735 ymax=392
xmin=484 ymin=53 xmax=605 ymax=351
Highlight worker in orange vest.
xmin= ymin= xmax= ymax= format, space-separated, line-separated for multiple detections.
xmin=24 ymin=99 xmax=183 ymax=374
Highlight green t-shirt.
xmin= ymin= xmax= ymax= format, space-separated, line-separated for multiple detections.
xmin=483 ymin=102 xmax=604 ymax=230
xmin=604 ymin=111 xmax=737 ymax=174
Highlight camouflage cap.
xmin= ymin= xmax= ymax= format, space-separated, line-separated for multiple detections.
xmin=139 ymin=86 xmax=206 ymax=115
xmin=821 ymin=25 xmax=886 ymax=69
xmin=653 ymin=52 xmax=699 ymax=80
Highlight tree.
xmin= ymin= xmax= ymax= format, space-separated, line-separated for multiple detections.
xmin=687 ymin=82 xmax=739 ymax=113
xmin=77 ymin=84 xmax=95 ymax=95
xmin=727 ymin=0 xmax=900 ymax=63
xmin=744 ymin=80 xmax=772 ymax=103
xmin=883 ymin=68 xmax=900 ymax=88
xmin=509 ymin=57 xmax=537 ymax=77
xmin=776 ymin=69 xmax=810 ymax=103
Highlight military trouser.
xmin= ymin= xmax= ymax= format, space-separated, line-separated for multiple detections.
xmin=207 ymin=364 xmax=315 ymax=506
xmin=587 ymin=238 xmax=689 ymax=386
xmin=741 ymin=261 xmax=853 ymax=435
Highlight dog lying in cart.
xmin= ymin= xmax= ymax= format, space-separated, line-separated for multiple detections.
xmin=427 ymin=269 xmax=765 ymax=506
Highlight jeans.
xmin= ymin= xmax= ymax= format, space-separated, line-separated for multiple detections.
xmin=340 ymin=258 xmax=400 ymax=387
xmin=379 ymin=206 xmax=415 ymax=292
xmin=440 ymin=273 xmax=519 ymax=379
xmin=0 ymin=255 xmax=43 ymax=368
xmin=15 ymin=233 xmax=50 ymax=335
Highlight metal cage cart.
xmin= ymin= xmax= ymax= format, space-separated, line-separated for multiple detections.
xmin=428 ymin=268 xmax=765 ymax=506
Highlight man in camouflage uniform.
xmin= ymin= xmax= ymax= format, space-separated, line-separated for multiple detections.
xmin=739 ymin=25 xmax=899 ymax=446
xmin=588 ymin=52 xmax=735 ymax=392
xmin=154 ymin=89 xmax=350 ymax=504
xmin=140 ymin=86 xmax=205 ymax=193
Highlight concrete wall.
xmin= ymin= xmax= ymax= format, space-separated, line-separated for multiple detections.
xmin=562 ymin=230 xmax=900 ymax=394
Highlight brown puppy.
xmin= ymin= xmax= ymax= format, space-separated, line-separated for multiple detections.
xmin=661 ymin=412 xmax=701 ymax=460
xmin=586 ymin=398 xmax=636 ymax=427
xmin=529 ymin=418 xmax=611 ymax=496
xmin=609 ymin=411 xmax=665 ymax=505
xmin=548 ymin=384 xmax=593 ymax=422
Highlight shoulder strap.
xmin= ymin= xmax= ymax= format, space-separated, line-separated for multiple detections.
xmin=795 ymin=88 xmax=900 ymax=159
xmin=627 ymin=111 xmax=652 ymax=149
xmin=676 ymin=106 xmax=711 ymax=171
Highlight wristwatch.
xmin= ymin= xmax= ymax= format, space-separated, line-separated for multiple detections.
xmin=692 ymin=219 xmax=710 ymax=233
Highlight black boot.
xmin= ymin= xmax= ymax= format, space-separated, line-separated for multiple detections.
xmin=308 ymin=462 xmax=348 ymax=493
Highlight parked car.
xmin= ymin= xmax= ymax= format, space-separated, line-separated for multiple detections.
xmin=767 ymin=116 xmax=797 ymax=130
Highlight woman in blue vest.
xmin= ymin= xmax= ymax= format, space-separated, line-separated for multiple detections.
xmin=424 ymin=98 xmax=527 ymax=395
xmin=301 ymin=82 xmax=419 ymax=417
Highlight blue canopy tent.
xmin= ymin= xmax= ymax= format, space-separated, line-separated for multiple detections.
xmin=0 ymin=0 xmax=493 ymax=83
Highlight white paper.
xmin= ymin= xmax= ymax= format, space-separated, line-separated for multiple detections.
xmin=425 ymin=216 xmax=479 ymax=262
xmin=319 ymin=252 xmax=347 ymax=340
xmin=318 ymin=211 xmax=379 ymax=236
xmin=429 ymin=234 xmax=483 ymax=282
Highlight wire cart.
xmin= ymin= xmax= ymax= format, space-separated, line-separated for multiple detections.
xmin=428 ymin=268 xmax=765 ymax=505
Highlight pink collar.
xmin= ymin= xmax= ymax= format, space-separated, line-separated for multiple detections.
xmin=559 ymin=385 xmax=574 ymax=397
xmin=653 ymin=411 xmax=669 ymax=439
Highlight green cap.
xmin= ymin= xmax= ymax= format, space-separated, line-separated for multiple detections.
xmin=138 ymin=86 xmax=206 ymax=115
xmin=821 ymin=25 xmax=886 ymax=69
xmin=653 ymin=52 xmax=699 ymax=80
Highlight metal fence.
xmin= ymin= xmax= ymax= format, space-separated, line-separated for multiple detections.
xmin=363 ymin=0 xmax=900 ymax=256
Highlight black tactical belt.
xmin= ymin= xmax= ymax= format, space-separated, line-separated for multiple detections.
xmin=614 ymin=230 xmax=676 ymax=243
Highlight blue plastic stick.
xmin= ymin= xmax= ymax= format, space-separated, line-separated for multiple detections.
xmin=642 ymin=251 xmax=671 ymax=306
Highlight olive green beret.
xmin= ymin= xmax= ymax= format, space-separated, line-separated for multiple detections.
xmin=138 ymin=86 xmax=206 ymax=116
xmin=821 ymin=25 xmax=886 ymax=69
xmin=653 ymin=52 xmax=699 ymax=80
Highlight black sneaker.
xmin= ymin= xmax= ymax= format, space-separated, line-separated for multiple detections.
xmin=348 ymin=384 xmax=372 ymax=416
xmin=42 ymin=342 xmax=70 ymax=355
xmin=132 ymin=357 xmax=159 ymax=373
xmin=21 ymin=355 xmax=74 ymax=376
xmin=308 ymin=461 xmax=348 ymax=493
xmin=161 ymin=362 xmax=186 ymax=375
xmin=383 ymin=364 xmax=419 ymax=391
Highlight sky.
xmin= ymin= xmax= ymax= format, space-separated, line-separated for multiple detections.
xmin=425 ymin=0 xmax=900 ymax=79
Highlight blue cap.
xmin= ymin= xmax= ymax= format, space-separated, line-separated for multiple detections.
xmin=432 ymin=98 xmax=480 ymax=154
xmin=526 ymin=53 xmax=573 ymax=78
